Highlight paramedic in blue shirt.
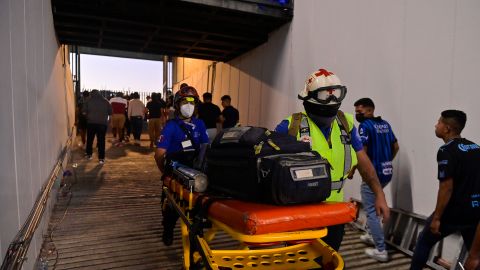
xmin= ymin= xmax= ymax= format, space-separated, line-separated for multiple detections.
xmin=353 ymin=98 xmax=399 ymax=262
xmin=154 ymin=86 xmax=209 ymax=246
xmin=275 ymin=68 xmax=390 ymax=251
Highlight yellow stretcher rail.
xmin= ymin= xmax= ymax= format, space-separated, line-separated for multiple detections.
xmin=163 ymin=179 xmax=345 ymax=270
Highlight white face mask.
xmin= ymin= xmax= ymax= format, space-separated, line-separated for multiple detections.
xmin=180 ymin=103 xmax=195 ymax=118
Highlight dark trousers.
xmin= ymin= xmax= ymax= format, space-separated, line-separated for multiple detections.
xmin=130 ymin=116 xmax=143 ymax=140
xmin=410 ymin=215 xmax=476 ymax=270
xmin=124 ymin=114 xmax=131 ymax=137
xmin=323 ymin=224 xmax=345 ymax=251
xmin=86 ymin=123 xmax=107 ymax=159
xmin=162 ymin=202 xmax=180 ymax=234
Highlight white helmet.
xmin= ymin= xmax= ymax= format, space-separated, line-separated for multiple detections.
xmin=298 ymin=68 xmax=347 ymax=105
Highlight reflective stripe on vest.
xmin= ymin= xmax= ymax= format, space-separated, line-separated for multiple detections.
xmin=287 ymin=112 xmax=358 ymax=202
xmin=335 ymin=114 xmax=353 ymax=179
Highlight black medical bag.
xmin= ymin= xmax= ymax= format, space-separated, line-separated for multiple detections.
xmin=206 ymin=126 xmax=331 ymax=204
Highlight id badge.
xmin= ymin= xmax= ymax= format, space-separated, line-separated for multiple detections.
xmin=181 ymin=140 xmax=192 ymax=149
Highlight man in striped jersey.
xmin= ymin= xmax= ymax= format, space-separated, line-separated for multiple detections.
xmin=354 ymin=97 xmax=399 ymax=262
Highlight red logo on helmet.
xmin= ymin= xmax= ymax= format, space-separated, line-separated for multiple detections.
xmin=315 ymin=69 xmax=334 ymax=77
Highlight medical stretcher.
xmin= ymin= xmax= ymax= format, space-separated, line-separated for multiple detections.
xmin=162 ymin=173 xmax=357 ymax=270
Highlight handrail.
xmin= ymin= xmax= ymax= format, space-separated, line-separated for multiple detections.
xmin=1 ymin=131 xmax=74 ymax=270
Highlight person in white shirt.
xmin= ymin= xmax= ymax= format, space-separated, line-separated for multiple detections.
xmin=127 ymin=92 xmax=146 ymax=146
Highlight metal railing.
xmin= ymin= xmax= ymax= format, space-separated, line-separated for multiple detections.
xmin=0 ymin=131 xmax=73 ymax=270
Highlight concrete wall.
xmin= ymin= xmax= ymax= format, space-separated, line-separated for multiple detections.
xmin=174 ymin=0 xmax=480 ymax=217
xmin=0 ymin=0 xmax=75 ymax=267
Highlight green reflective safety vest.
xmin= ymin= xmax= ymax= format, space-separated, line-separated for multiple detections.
xmin=286 ymin=112 xmax=358 ymax=202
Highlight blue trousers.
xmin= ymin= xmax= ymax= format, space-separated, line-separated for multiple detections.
xmin=410 ymin=215 xmax=476 ymax=270
xmin=361 ymin=181 xmax=389 ymax=251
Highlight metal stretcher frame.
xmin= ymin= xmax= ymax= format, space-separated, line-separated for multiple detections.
xmin=163 ymin=178 xmax=346 ymax=270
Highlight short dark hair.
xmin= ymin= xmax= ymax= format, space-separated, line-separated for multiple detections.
xmin=354 ymin=98 xmax=375 ymax=109
xmin=441 ymin=109 xmax=467 ymax=134
xmin=180 ymin=83 xmax=189 ymax=89
xmin=221 ymin=95 xmax=231 ymax=102
xmin=132 ymin=92 xmax=140 ymax=99
xmin=203 ymin=92 xmax=212 ymax=100
xmin=116 ymin=92 xmax=123 ymax=97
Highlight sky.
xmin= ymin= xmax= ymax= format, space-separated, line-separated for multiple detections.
xmin=79 ymin=54 xmax=168 ymax=93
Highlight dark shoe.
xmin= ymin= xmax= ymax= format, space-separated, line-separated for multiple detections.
xmin=162 ymin=228 xmax=174 ymax=246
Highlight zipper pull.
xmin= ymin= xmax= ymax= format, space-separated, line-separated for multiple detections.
xmin=254 ymin=141 xmax=264 ymax=155
xmin=267 ymin=139 xmax=281 ymax=151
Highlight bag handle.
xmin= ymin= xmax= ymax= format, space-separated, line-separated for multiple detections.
xmin=288 ymin=112 xmax=303 ymax=137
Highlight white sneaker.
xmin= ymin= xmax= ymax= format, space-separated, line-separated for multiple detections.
xmin=365 ymin=248 xmax=388 ymax=262
xmin=99 ymin=159 xmax=105 ymax=165
xmin=360 ymin=233 xmax=374 ymax=245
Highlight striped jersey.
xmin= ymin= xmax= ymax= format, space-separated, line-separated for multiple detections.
xmin=358 ymin=117 xmax=397 ymax=184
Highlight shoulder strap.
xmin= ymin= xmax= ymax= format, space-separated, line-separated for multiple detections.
xmin=288 ymin=112 xmax=303 ymax=137
xmin=336 ymin=110 xmax=351 ymax=139
xmin=175 ymin=120 xmax=198 ymax=150
xmin=336 ymin=110 xmax=353 ymax=181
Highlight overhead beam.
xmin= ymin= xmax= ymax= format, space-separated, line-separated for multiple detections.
xmin=179 ymin=0 xmax=293 ymax=18
xmin=51 ymin=0 xmax=293 ymax=62
xmin=77 ymin=46 xmax=165 ymax=61
xmin=54 ymin=11 xmax=266 ymax=42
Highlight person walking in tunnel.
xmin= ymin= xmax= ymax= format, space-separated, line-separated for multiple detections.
xmin=410 ymin=110 xmax=480 ymax=270
xmin=275 ymin=68 xmax=390 ymax=251
xmin=82 ymin=89 xmax=112 ymax=164
xmin=353 ymin=97 xmax=399 ymax=262
xmin=76 ymin=90 xmax=90 ymax=147
xmin=109 ymin=92 xmax=128 ymax=144
xmin=146 ymin=93 xmax=166 ymax=148
xmin=198 ymin=92 xmax=221 ymax=141
xmin=154 ymin=86 xmax=209 ymax=246
xmin=220 ymin=95 xmax=239 ymax=129
xmin=123 ymin=94 xmax=132 ymax=142
xmin=128 ymin=92 xmax=146 ymax=146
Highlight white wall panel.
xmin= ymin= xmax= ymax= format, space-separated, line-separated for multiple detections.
xmin=401 ymin=0 xmax=457 ymax=215
xmin=0 ymin=0 xmax=75 ymax=266
xmin=220 ymin=63 xmax=231 ymax=103
xmin=212 ymin=62 xmax=224 ymax=103
xmin=246 ymin=48 xmax=263 ymax=126
xmin=173 ymin=0 xmax=480 ymax=217
xmin=238 ymin=55 xmax=251 ymax=126
xmin=228 ymin=59 xmax=240 ymax=110
xmin=0 ymin=0 xmax=20 ymax=258
xmin=450 ymin=0 xmax=480 ymax=138
xmin=259 ymin=24 xmax=293 ymax=129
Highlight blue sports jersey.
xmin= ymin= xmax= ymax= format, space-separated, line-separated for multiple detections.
xmin=275 ymin=119 xmax=363 ymax=152
xmin=157 ymin=117 xmax=209 ymax=154
xmin=358 ymin=117 xmax=397 ymax=184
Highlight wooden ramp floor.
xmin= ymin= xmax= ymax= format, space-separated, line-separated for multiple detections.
xmin=39 ymin=134 xmax=413 ymax=270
